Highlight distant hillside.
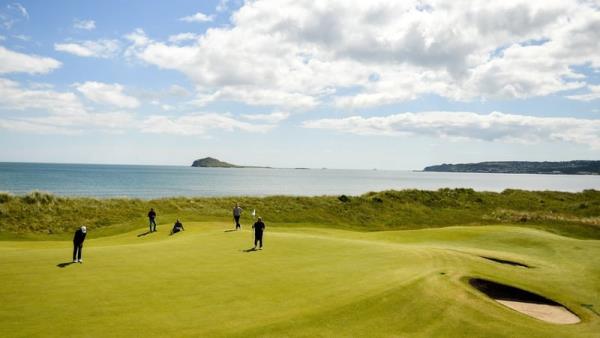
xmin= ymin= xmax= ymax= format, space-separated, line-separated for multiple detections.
xmin=191 ymin=157 xmax=269 ymax=168
xmin=424 ymin=161 xmax=600 ymax=175
xmin=191 ymin=157 xmax=240 ymax=168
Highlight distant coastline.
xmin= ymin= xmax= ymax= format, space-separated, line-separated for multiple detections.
xmin=423 ymin=160 xmax=600 ymax=175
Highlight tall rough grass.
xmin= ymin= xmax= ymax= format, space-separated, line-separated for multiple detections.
xmin=0 ymin=191 xmax=13 ymax=204
xmin=0 ymin=188 xmax=598 ymax=239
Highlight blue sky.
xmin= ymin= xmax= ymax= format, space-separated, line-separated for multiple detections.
xmin=0 ymin=0 xmax=599 ymax=169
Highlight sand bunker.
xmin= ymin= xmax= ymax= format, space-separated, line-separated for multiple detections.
xmin=480 ymin=256 xmax=530 ymax=268
xmin=469 ymin=278 xmax=580 ymax=324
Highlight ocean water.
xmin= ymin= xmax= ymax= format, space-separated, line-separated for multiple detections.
xmin=0 ymin=162 xmax=599 ymax=198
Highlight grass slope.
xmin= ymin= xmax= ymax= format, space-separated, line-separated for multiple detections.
xmin=0 ymin=223 xmax=599 ymax=337
xmin=1 ymin=189 xmax=599 ymax=240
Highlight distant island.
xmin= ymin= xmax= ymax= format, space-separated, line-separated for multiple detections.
xmin=423 ymin=160 xmax=600 ymax=175
xmin=191 ymin=157 xmax=270 ymax=168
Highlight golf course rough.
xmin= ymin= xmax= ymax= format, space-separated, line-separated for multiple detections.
xmin=0 ymin=223 xmax=599 ymax=337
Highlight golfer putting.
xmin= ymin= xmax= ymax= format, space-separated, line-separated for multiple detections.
xmin=252 ymin=217 xmax=266 ymax=249
xmin=72 ymin=226 xmax=87 ymax=263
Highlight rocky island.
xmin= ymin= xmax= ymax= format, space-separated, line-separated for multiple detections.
xmin=191 ymin=157 xmax=270 ymax=168
xmin=423 ymin=160 xmax=600 ymax=175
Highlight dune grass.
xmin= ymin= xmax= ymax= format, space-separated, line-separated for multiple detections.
xmin=0 ymin=223 xmax=598 ymax=337
xmin=1 ymin=188 xmax=599 ymax=240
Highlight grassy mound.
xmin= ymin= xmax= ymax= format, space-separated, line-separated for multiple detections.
xmin=1 ymin=189 xmax=599 ymax=240
xmin=0 ymin=224 xmax=598 ymax=337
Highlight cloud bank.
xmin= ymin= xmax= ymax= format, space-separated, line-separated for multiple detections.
xmin=123 ymin=0 xmax=600 ymax=109
xmin=303 ymin=111 xmax=600 ymax=148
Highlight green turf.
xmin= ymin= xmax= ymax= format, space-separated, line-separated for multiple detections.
xmin=1 ymin=222 xmax=598 ymax=337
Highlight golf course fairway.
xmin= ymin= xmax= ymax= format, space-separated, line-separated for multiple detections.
xmin=1 ymin=223 xmax=599 ymax=337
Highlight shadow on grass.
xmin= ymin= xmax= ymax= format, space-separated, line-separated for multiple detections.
xmin=469 ymin=278 xmax=558 ymax=304
xmin=242 ymin=247 xmax=259 ymax=252
xmin=224 ymin=229 xmax=237 ymax=233
xmin=57 ymin=262 xmax=75 ymax=268
xmin=480 ymin=256 xmax=531 ymax=268
xmin=137 ymin=231 xmax=152 ymax=237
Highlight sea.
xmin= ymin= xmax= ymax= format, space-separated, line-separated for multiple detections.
xmin=0 ymin=162 xmax=599 ymax=199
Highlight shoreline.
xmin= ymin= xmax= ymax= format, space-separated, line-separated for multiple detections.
xmin=1 ymin=186 xmax=599 ymax=200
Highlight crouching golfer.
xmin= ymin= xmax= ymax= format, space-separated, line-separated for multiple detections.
xmin=252 ymin=217 xmax=265 ymax=249
xmin=170 ymin=219 xmax=184 ymax=235
xmin=73 ymin=226 xmax=87 ymax=263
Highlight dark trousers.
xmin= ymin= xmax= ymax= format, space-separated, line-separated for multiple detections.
xmin=254 ymin=233 xmax=263 ymax=248
xmin=234 ymin=216 xmax=241 ymax=229
xmin=73 ymin=242 xmax=83 ymax=261
xmin=149 ymin=218 xmax=157 ymax=232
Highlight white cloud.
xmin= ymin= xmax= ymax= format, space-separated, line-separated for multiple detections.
xmin=0 ymin=110 xmax=135 ymax=134
xmin=140 ymin=113 xmax=272 ymax=135
xmin=179 ymin=11 xmax=214 ymax=23
xmin=303 ymin=111 xmax=600 ymax=148
xmin=73 ymin=19 xmax=96 ymax=30
xmin=168 ymin=32 xmax=200 ymax=43
xmin=54 ymin=39 xmax=120 ymax=58
xmin=75 ymin=81 xmax=140 ymax=109
xmin=240 ymin=112 xmax=290 ymax=123
xmin=0 ymin=78 xmax=83 ymax=114
xmin=0 ymin=78 xmax=135 ymax=134
xmin=124 ymin=28 xmax=150 ymax=47
xmin=124 ymin=0 xmax=600 ymax=109
xmin=0 ymin=45 xmax=61 ymax=74
xmin=0 ymin=119 xmax=77 ymax=134
xmin=567 ymin=84 xmax=600 ymax=101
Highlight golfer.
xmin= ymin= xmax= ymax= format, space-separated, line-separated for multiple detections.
xmin=233 ymin=203 xmax=243 ymax=230
xmin=252 ymin=217 xmax=266 ymax=249
xmin=73 ymin=226 xmax=87 ymax=263
xmin=148 ymin=208 xmax=157 ymax=232
xmin=171 ymin=219 xmax=185 ymax=235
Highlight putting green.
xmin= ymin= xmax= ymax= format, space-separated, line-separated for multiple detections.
xmin=0 ymin=223 xmax=598 ymax=337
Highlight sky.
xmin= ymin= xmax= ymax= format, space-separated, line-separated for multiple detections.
xmin=0 ymin=0 xmax=599 ymax=170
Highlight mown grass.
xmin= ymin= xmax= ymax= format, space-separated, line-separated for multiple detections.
xmin=0 ymin=224 xmax=599 ymax=337
xmin=0 ymin=188 xmax=599 ymax=240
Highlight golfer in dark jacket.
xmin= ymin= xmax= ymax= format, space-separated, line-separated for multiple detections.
xmin=148 ymin=208 xmax=157 ymax=232
xmin=73 ymin=226 xmax=87 ymax=263
xmin=252 ymin=217 xmax=265 ymax=249
xmin=170 ymin=219 xmax=184 ymax=235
